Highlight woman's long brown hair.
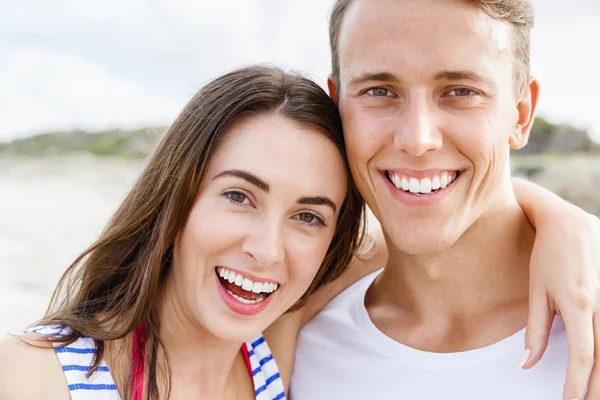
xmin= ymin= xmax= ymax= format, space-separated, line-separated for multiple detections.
xmin=35 ymin=65 xmax=365 ymax=399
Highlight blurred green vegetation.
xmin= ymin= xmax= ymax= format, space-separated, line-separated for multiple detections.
xmin=1 ymin=117 xmax=597 ymax=159
xmin=520 ymin=116 xmax=599 ymax=155
xmin=0 ymin=127 xmax=167 ymax=159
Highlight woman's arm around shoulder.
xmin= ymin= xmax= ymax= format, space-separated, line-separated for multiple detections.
xmin=0 ymin=333 xmax=70 ymax=400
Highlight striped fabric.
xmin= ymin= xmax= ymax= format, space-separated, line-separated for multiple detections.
xmin=246 ymin=335 xmax=286 ymax=400
xmin=27 ymin=325 xmax=118 ymax=399
xmin=28 ymin=326 xmax=286 ymax=400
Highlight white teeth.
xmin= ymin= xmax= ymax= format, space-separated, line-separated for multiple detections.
xmin=234 ymin=274 xmax=243 ymax=286
xmin=440 ymin=174 xmax=448 ymax=188
xmin=217 ymin=268 xmax=279 ymax=295
xmin=228 ymin=290 xmax=264 ymax=304
xmin=388 ymin=171 xmax=458 ymax=194
xmin=409 ymin=178 xmax=420 ymax=193
xmin=251 ymin=282 xmax=263 ymax=293
xmin=401 ymin=177 xmax=409 ymax=191
xmin=241 ymin=278 xmax=253 ymax=291
xmin=419 ymin=178 xmax=432 ymax=194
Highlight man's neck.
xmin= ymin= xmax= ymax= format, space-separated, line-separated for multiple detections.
xmin=366 ymin=199 xmax=535 ymax=352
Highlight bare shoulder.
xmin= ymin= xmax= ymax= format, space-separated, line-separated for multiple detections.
xmin=264 ymin=228 xmax=388 ymax=391
xmin=264 ymin=254 xmax=386 ymax=391
xmin=263 ymin=310 xmax=303 ymax=392
xmin=300 ymin=230 xmax=387 ymax=325
xmin=0 ymin=333 xmax=70 ymax=399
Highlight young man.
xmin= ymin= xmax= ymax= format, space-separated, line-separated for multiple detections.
xmin=291 ymin=0 xmax=598 ymax=398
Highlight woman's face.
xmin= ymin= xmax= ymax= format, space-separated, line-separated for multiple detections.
xmin=169 ymin=113 xmax=348 ymax=341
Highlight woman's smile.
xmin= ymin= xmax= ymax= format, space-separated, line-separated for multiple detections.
xmin=215 ymin=266 xmax=280 ymax=315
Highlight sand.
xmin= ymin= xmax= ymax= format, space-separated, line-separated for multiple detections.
xmin=0 ymin=156 xmax=144 ymax=337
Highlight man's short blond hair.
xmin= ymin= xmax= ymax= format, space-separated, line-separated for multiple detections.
xmin=329 ymin=0 xmax=535 ymax=94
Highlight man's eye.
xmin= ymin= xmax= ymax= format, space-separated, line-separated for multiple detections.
xmin=367 ymin=88 xmax=394 ymax=97
xmin=447 ymin=88 xmax=476 ymax=97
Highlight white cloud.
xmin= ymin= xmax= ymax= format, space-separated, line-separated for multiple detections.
xmin=532 ymin=0 xmax=600 ymax=141
xmin=1 ymin=0 xmax=598 ymax=141
xmin=0 ymin=0 xmax=333 ymax=140
xmin=0 ymin=46 xmax=180 ymax=138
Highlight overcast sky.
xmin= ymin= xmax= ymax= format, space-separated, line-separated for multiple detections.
xmin=1 ymin=0 xmax=599 ymax=142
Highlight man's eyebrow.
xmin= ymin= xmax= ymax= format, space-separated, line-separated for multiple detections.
xmin=212 ymin=169 xmax=269 ymax=192
xmin=434 ymin=70 xmax=495 ymax=87
xmin=297 ymin=196 xmax=337 ymax=213
xmin=348 ymin=72 xmax=401 ymax=87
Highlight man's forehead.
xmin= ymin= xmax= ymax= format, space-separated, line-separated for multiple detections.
xmin=337 ymin=0 xmax=513 ymax=82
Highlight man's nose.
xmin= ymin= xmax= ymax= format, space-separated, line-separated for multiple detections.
xmin=393 ymin=96 xmax=443 ymax=157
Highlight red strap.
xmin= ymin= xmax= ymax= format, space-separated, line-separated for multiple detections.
xmin=131 ymin=325 xmax=252 ymax=400
xmin=131 ymin=325 xmax=145 ymax=400
xmin=241 ymin=343 xmax=253 ymax=376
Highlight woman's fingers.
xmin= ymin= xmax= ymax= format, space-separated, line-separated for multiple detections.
xmin=522 ymin=286 xmax=553 ymax=369
xmin=562 ymin=304 xmax=594 ymax=400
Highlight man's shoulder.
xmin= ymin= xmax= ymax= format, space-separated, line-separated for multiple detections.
xmin=0 ymin=333 xmax=69 ymax=399
xmin=301 ymin=261 xmax=384 ymax=326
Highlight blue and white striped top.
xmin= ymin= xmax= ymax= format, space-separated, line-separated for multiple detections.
xmin=28 ymin=325 xmax=286 ymax=400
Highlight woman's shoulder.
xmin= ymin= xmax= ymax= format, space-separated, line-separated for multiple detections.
xmin=0 ymin=332 xmax=71 ymax=399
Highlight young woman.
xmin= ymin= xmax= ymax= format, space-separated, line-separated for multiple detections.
xmin=0 ymin=65 xmax=598 ymax=399
xmin=0 ymin=66 xmax=365 ymax=399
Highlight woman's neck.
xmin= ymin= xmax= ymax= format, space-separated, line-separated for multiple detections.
xmin=154 ymin=281 xmax=252 ymax=398
xmin=105 ymin=284 xmax=254 ymax=399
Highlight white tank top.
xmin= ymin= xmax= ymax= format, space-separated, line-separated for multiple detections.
xmin=290 ymin=269 xmax=570 ymax=399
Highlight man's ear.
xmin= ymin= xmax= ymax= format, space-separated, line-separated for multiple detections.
xmin=510 ymin=76 xmax=540 ymax=150
xmin=327 ymin=75 xmax=339 ymax=105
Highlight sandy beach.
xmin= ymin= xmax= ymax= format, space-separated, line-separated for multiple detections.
xmin=0 ymin=156 xmax=144 ymax=336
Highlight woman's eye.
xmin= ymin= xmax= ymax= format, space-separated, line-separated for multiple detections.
xmin=298 ymin=213 xmax=316 ymax=223
xmin=367 ymin=88 xmax=394 ymax=97
xmin=295 ymin=212 xmax=326 ymax=228
xmin=224 ymin=190 xmax=250 ymax=206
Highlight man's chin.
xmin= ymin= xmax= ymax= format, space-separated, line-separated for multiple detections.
xmin=386 ymin=230 xmax=461 ymax=257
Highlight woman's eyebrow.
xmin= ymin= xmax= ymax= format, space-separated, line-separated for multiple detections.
xmin=213 ymin=170 xmax=337 ymax=212
xmin=212 ymin=169 xmax=269 ymax=192
xmin=297 ymin=196 xmax=337 ymax=213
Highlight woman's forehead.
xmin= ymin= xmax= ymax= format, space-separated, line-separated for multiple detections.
xmin=207 ymin=114 xmax=348 ymax=201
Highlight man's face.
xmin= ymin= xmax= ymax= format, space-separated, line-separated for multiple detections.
xmin=334 ymin=0 xmax=535 ymax=255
